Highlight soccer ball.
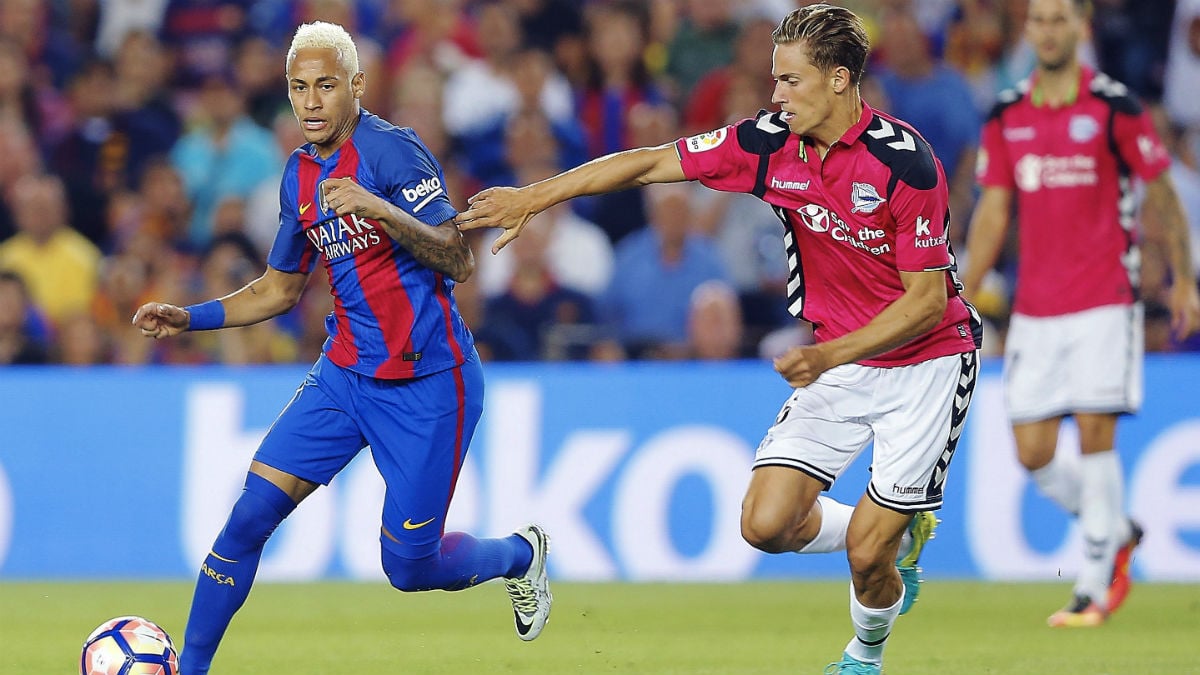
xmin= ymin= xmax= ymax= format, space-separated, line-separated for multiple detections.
xmin=80 ymin=616 xmax=179 ymax=675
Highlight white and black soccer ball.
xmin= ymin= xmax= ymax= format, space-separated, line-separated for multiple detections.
xmin=80 ymin=616 xmax=179 ymax=675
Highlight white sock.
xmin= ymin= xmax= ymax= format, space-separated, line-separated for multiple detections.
xmin=1032 ymin=450 xmax=1132 ymax=541
xmin=1113 ymin=464 xmax=1132 ymax=543
xmin=1076 ymin=450 xmax=1123 ymax=606
xmin=844 ymin=583 xmax=904 ymax=665
xmin=1032 ymin=451 xmax=1082 ymax=515
xmin=797 ymin=496 xmax=853 ymax=554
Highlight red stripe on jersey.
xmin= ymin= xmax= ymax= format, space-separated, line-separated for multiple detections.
xmin=296 ymin=155 xmax=321 ymax=275
xmin=318 ymin=147 xmax=360 ymax=366
xmin=332 ymin=141 xmax=417 ymax=378
xmin=325 ymin=264 xmax=358 ymax=366
xmin=297 ymin=237 xmax=316 ymax=276
xmin=432 ymin=272 xmax=466 ymax=363
xmin=362 ymin=241 xmax=417 ymax=379
xmin=442 ymin=363 xmax=467 ymax=533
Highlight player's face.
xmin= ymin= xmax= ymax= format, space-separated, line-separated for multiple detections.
xmin=286 ymin=46 xmax=364 ymax=156
xmin=770 ymin=41 xmax=835 ymax=137
xmin=1026 ymin=0 xmax=1085 ymax=72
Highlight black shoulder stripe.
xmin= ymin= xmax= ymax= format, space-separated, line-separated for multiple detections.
xmin=751 ymin=154 xmax=770 ymax=198
xmin=860 ymin=114 xmax=939 ymax=192
xmin=1089 ymin=72 xmax=1142 ymax=116
xmin=737 ymin=110 xmax=791 ymax=199
xmin=736 ymin=110 xmax=791 ymax=155
xmin=986 ymin=87 xmax=1025 ymax=123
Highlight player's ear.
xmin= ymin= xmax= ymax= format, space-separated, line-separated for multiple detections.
xmin=352 ymin=72 xmax=365 ymax=100
xmin=830 ymin=65 xmax=851 ymax=95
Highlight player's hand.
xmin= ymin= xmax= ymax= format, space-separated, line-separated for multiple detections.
xmin=457 ymin=186 xmax=538 ymax=254
xmin=131 ymin=302 xmax=190 ymax=339
xmin=1167 ymin=278 xmax=1200 ymax=340
xmin=773 ymin=344 xmax=833 ymax=388
xmin=321 ymin=177 xmax=385 ymax=220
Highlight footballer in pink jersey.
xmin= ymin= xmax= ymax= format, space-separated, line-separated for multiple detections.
xmin=963 ymin=0 xmax=1200 ymax=629
xmin=976 ymin=64 xmax=1171 ymax=318
xmin=675 ymin=103 xmax=979 ymax=367
xmin=461 ymin=5 xmax=980 ymax=674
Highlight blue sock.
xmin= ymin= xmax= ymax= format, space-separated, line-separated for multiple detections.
xmin=180 ymin=473 xmax=297 ymax=675
xmin=382 ymin=532 xmax=533 ymax=592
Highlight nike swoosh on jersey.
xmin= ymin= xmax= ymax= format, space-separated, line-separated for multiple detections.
xmin=402 ymin=517 xmax=436 ymax=530
xmin=299 ymin=202 xmax=312 ymax=215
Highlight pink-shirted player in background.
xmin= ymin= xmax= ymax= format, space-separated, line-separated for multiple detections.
xmin=962 ymin=0 xmax=1200 ymax=628
xmin=459 ymin=5 xmax=981 ymax=674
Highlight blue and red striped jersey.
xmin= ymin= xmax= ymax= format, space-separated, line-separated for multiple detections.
xmin=267 ymin=110 xmax=474 ymax=380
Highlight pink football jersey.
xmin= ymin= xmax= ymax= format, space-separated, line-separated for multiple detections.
xmin=677 ymin=103 xmax=980 ymax=366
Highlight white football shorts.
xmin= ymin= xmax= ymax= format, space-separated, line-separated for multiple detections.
xmin=1004 ymin=303 xmax=1143 ymax=424
xmin=753 ymin=351 xmax=978 ymax=512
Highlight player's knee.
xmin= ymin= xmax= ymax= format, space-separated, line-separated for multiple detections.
xmin=1017 ymin=448 xmax=1052 ymax=472
xmin=845 ymin=536 xmax=892 ymax=579
xmin=741 ymin=510 xmax=798 ymax=553
xmin=382 ymin=550 xmax=438 ymax=593
xmin=220 ymin=488 xmax=290 ymax=548
xmin=1013 ymin=427 xmax=1058 ymax=471
xmin=847 ymin=549 xmax=892 ymax=586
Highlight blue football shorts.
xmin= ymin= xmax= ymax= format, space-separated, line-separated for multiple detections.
xmin=254 ymin=352 xmax=484 ymax=556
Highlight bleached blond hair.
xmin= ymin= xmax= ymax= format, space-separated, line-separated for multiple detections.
xmin=287 ymin=21 xmax=360 ymax=76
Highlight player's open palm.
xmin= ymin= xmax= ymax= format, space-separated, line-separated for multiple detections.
xmin=458 ymin=186 xmax=537 ymax=254
xmin=774 ymin=344 xmax=833 ymax=388
xmin=132 ymin=302 xmax=190 ymax=339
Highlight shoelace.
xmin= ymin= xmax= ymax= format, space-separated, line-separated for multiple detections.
xmin=823 ymin=659 xmax=878 ymax=675
xmin=505 ymin=578 xmax=538 ymax=614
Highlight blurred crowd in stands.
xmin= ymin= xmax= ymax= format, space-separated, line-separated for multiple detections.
xmin=1 ymin=0 xmax=1198 ymax=366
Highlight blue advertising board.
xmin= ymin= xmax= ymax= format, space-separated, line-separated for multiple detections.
xmin=0 ymin=356 xmax=1197 ymax=581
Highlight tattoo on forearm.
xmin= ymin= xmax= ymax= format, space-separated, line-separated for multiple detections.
xmin=379 ymin=214 xmax=472 ymax=280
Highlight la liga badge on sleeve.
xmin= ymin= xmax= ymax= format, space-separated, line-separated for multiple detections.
xmin=686 ymin=128 xmax=727 ymax=153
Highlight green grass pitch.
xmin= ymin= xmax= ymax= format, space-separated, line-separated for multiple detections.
xmin=3 ymin=580 xmax=1198 ymax=674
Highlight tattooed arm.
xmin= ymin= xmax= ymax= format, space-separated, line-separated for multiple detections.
xmin=374 ymin=212 xmax=474 ymax=283
xmin=320 ymin=177 xmax=474 ymax=282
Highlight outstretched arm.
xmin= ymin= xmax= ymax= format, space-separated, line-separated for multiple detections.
xmin=457 ymin=144 xmax=688 ymax=254
xmin=1142 ymin=172 xmax=1200 ymax=339
xmin=320 ymin=177 xmax=474 ymax=282
xmin=132 ymin=265 xmax=309 ymax=338
xmin=960 ymin=186 xmax=1012 ymax=299
xmin=773 ymin=269 xmax=948 ymax=387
